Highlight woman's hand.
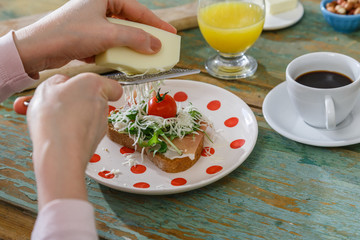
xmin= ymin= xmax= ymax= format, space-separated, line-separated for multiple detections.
xmin=27 ymin=73 xmax=122 ymax=209
xmin=14 ymin=0 xmax=177 ymax=78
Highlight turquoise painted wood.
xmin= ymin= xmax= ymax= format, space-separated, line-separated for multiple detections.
xmin=1 ymin=0 xmax=360 ymax=239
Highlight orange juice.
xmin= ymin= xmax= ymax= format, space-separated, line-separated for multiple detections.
xmin=198 ymin=2 xmax=264 ymax=54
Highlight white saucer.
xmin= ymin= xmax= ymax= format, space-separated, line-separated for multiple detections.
xmin=263 ymin=82 xmax=360 ymax=147
xmin=264 ymin=2 xmax=304 ymax=31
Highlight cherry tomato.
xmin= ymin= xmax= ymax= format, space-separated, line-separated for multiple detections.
xmin=148 ymin=89 xmax=177 ymax=118
xmin=13 ymin=96 xmax=32 ymax=115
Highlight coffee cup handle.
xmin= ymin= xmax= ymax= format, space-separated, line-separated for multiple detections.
xmin=325 ymin=95 xmax=336 ymax=130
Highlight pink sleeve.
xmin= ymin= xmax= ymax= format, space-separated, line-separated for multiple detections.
xmin=0 ymin=31 xmax=37 ymax=103
xmin=31 ymin=199 xmax=98 ymax=240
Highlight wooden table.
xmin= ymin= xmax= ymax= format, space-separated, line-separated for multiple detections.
xmin=1 ymin=0 xmax=360 ymax=239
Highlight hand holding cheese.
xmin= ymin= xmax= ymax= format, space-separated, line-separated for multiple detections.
xmin=7 ymin=0 xmax=177 ymax=238
xmin=13 ymin=0 xmax=176 ymax=79
xmin=96 ymin=18 xmax=181 ymax=75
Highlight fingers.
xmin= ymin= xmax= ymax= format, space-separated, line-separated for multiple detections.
xmin=100 ymin=76 xmax=123 ymax=102
xmin=105 ymin=0 xmax=178 ymax=54
xmin=108 ymin=24 xmax=161 ymax=54
xmin=46 ymin=74 xmax=70 ymax=85
xmin=31 ymin=74 xmax=70 ymax=101
xmin=80 ymin=56 xmax=95 ymax=64
xmin=108 ymin=0 xmax=177 ymax=34
xmin=27 ymin=74 xmax=71 ymax=116
xmin=34 ymin=73 xmax=122 ymax=106
xmin=64 ymin=73 xmax=123 ymax=102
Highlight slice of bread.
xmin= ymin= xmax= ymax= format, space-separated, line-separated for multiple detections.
xmin=107 ymin=123 xmax=206 ymax=173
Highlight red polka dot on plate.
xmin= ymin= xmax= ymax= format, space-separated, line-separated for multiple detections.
xmin=207 ymin=100 xmax=221 ymax=111
xmin=174 ymin=91 xmax=188 ymax=102
xmin=224 ymin=117 xmax=239 ymax=128
xmin=98 ymin=170 xmax=115 ymax=179
xmin=206 ymin=165 xmax=223 ymax=174
xmin=230 ymin=139 xmax=245 ymax=149
xmin=133 ymin=182 xmax=150 ymax=188
xmin=90 ymin=154 xmax=101 ymax=163
xmin=201 ymin=147 xmax=215 ymax=157
xmin=120 ymin=147 xmax=135 ymax=154
xmin=108 ymin=105 xmax=116 ymax=115
xmin=171 ymin=178 xmax=187 ymax=186
xmin=131 ymin=164 xmax=146 ymax=174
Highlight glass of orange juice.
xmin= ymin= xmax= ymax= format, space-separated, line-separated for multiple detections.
xmin=197 ymin=0 xmax=265 ymax=79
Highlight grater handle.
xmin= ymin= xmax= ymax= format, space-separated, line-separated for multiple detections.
xmin=103 ymin=68 xmax=200 ymax=85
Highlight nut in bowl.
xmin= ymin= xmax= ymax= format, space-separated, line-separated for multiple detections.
xmin=320 ymin=0 xmax=360 ymax=33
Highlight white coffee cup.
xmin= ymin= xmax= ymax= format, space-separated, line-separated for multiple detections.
xmin=286 ymin=52 xmax=360 ymax=130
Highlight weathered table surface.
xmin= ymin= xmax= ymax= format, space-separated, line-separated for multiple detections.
xmin=1 ymin=0 xmax=360 ymax=239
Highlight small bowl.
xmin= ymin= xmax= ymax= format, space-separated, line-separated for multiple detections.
xmin=320 ymin=0 xmax=360 ymax=33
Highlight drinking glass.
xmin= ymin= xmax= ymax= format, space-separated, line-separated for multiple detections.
xmin=197 ymin=0 xmax=265 ymax=79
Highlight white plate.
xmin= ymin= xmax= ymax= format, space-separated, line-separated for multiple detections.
xmin=263 ymin=82 xmax=360 ymax=147
xmin=86 ymin=80 xmax=258 ymax=195
xmin=264 ymin=2 xmax=304 ymax=31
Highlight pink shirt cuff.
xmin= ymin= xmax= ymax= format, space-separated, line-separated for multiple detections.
xmin=31 ymin=199 xmax=98 ymax=240
xmin=0 ymin=31 xmax=37 ymax=102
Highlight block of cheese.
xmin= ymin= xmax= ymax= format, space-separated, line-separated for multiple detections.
xmin=95 ymin=18 xmax=181 ymax=75
xmin=265 ymin=0 xmax=298 ymax=15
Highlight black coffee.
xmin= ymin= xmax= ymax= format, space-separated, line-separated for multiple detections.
xmin=295 ymin=71 xmax=353 ymax=89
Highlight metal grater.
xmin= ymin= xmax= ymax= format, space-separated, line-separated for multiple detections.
xmin=102 ymin=68 xmax=200 ymax=85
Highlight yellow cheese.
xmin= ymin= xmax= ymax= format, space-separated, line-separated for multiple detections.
xmin=95 ymin=18 xmax=181 ymax=75
xmin=265 ymin=0 xmax=297 ymax=15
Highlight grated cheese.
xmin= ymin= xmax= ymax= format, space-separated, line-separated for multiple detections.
xmin=108 ymin=86 xmax=210 ymax=157
xmin=106 ymin=169 xmax=121 ymax=176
